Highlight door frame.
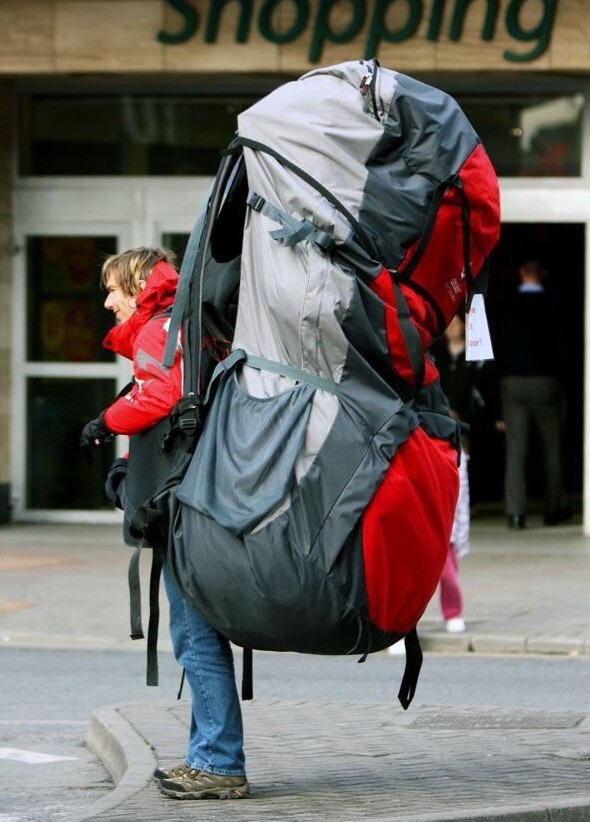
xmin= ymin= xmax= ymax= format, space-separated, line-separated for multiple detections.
xmin=500 ymin=183 xmax=590 ymax=534
xmin=11 ymin=177 xmax=212 ymax=521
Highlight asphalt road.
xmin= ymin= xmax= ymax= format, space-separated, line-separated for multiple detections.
xmin=2 ymin=647 xmax=590 ymax=821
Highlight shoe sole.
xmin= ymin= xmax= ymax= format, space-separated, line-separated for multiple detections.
xmin=159 ymin=782 xmax=250 ymax=800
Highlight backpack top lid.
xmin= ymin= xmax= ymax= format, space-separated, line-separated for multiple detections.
xmin=236 ymin=59 xmax=500 ymax=335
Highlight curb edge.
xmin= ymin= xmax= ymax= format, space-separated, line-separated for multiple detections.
xmin=70 ymin=704 xmax=156 ymax=821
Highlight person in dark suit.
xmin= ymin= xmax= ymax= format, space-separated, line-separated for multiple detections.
xmin=495 ymin=260 xmax=571 ymax=529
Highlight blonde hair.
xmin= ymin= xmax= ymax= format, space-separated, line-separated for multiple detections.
xmin=101 ymin=247 xmax=177 ymax=296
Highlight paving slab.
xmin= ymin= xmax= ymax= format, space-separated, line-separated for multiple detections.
xmin=80 ymin=699 xmax=590 ymax=822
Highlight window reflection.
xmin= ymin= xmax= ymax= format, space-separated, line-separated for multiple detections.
xmin=161 ymin=233 xmax=190 ymax=263
xmin=19 ymin=90 xmax=585 ymax=179
xmin=19 ymin=95 xmax=253 ymax=176
xmin=459 ymin=93 xmax=584 ymax=177
xmin=27 ymin=236 xmax=117 ymax=362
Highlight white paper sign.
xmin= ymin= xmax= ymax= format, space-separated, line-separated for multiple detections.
xmin=466 ymin=294 xmax=494 ymax=361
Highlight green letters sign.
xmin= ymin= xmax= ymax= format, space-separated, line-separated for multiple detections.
xmin=157 ymin=0 xmax=559 ymax=64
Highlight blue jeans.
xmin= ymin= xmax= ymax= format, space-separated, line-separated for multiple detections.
xmin=162 ymin=561 xmax=246 ymax=776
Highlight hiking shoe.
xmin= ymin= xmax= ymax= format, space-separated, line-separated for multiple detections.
xmin=159 ymin=768 xmax=249 ymax=800
xmin=153 ymin=761 xmax=191 ymax=781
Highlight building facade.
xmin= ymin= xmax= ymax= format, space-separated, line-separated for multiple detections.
xmin=1 ymin=0 xmax=590 ymax=527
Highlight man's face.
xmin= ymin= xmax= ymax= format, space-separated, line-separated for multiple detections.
xmin=104 ymin=272 xmax=137 ymax=323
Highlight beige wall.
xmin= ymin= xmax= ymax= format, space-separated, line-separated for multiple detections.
xmin=0 ymin=0 xmax=588 ymax=75
xmin=0 ymin=81 xmax=12 ymax=512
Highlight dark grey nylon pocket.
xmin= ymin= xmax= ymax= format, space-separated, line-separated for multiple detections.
xmin=177 ymin=372 xmax=315 ymax=536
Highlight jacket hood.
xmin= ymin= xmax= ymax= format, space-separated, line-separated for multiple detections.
xmin=102 ymin=261 xmax=179 ymax=359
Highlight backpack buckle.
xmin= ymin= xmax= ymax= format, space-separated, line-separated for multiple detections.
xmin=179 ymin=415 xmax=198 ymax=436
xmin=247 ymin=192 xmax=266 ymax=213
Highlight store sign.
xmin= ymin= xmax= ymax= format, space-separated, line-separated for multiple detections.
xmin=158 ymin=0 xmax=558 ymax=63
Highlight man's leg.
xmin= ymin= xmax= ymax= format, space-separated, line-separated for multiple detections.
xmin=529 ymin=377 xmax=565 ymax=516
xmin=502 ymin=377 xmax=530 ymax=522
xmin=162 ymin=561 xmax=246 ymax=783
xmin=439 ymin=546 xmax=463 ymax=622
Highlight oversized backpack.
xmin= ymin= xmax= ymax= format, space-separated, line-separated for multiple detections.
xmin=134 ymin=60 xmax=500 ymax=703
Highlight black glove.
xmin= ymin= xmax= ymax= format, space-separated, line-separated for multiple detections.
xmin=80 ymin=413 xmax=114 ymax=462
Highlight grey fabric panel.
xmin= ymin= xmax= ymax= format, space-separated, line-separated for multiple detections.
xmin=414 ymin=373 xmax=454 ymax=414
xmin=270 ymin=398 xmax=419 ymax=574
xmin=169 ymin=502 xmax=367 ymax=654
xmin=229 ymin=61 xmax=391 ymax=504
xmin=233 ymin=160 xmax=354 ymax=378
xmin=414 ymin=376 xmax=461 ymax=449
xmin=177 ymin=372 xmax=315 ymax=536
xmin=237 ymin=63 xmax=384 ymax=231
xmin=360 ymin=70 xmax=479 ymax=268
xmin=231 ymin=201 xmax=355 ymax=508
xmin=298 ymin=60 xmax=397 ymax=123
xmin=168 ymin=396 xmax=416 ymax=653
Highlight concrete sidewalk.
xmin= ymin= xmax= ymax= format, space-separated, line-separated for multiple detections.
xmin=82 ymin=699 xmax=590 ymax=822
xmin=2 ymin=516 xmax=590 ymax=821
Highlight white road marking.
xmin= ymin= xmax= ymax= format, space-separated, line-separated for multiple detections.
xmin=0 ymin=747 xmax=77 ymax=764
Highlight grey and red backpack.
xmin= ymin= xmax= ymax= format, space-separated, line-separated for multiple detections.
xmin=120 ymin=59 xmax=500 ymax=705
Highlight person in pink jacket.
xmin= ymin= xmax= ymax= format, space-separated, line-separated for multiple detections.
xmin=80 ymin=247 xmax=249 ymax=801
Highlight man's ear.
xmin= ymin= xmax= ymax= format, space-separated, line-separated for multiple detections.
xmin=138 ymin=279 xmax=147 ymax=291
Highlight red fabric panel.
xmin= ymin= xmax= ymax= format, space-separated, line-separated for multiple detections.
xmin=370 ymin=268 xmax=438 ymax=387
xmin=397 ymin=143 xmax=501 ymax=331
xmin=361 ymin=428 xmax=459 ymax=634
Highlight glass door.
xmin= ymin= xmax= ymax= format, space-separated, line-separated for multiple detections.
xmin=12 ymin=217 xmax=132 ymax=521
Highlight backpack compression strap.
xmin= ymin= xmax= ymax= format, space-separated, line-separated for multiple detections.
xmin=204 ymin=347 xmax=340 ymax=401
xmin=398 ymin=628 xmax=423 ymax=710
xmin=127 ymin=541 xmax=163 ymax=687
xmin=224 ymin=136 xmax=380 ymax=261
xmin=245 ymin=190 xmax=425 ymax=398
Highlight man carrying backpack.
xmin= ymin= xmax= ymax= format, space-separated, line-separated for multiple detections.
xmin=80 ymin=247 xmax=249 ymax=800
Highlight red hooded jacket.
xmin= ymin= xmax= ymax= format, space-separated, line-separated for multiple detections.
xmin=102 ymin=261 xmax=183 ymax=435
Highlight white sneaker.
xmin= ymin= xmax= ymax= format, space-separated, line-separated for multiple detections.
xmin=387 ymin=640 xmax=406 ymax=655
xmin=446 ymin=617 xmax=466 ymax=633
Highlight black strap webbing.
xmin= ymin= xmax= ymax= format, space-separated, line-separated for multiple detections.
xmin=177 ymin=668 xmax=186 ymax=700
xmin=187 ymin=154 xmax=236 ymax=396
xmin=127 ymin=543 xmax=163 ymax=686
xmin=392 ymin=281 xmax=425 ymax=395
xmin=128 ymin=545 xmax=144 ymax=641
xmin=146 ymin=547 xmax=163 ymax=686
xmin=397 ymin=627 xmax=423 ymax=710
xmin=225 ymin=136 xmax=379 ymax=260
xmin=163 ymin=190 xmax=210 ymax=369
xmin=241 ymin=647 xmax=253 ymax=701
xmin=456 ymin=178 xmax=474 ymax=309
